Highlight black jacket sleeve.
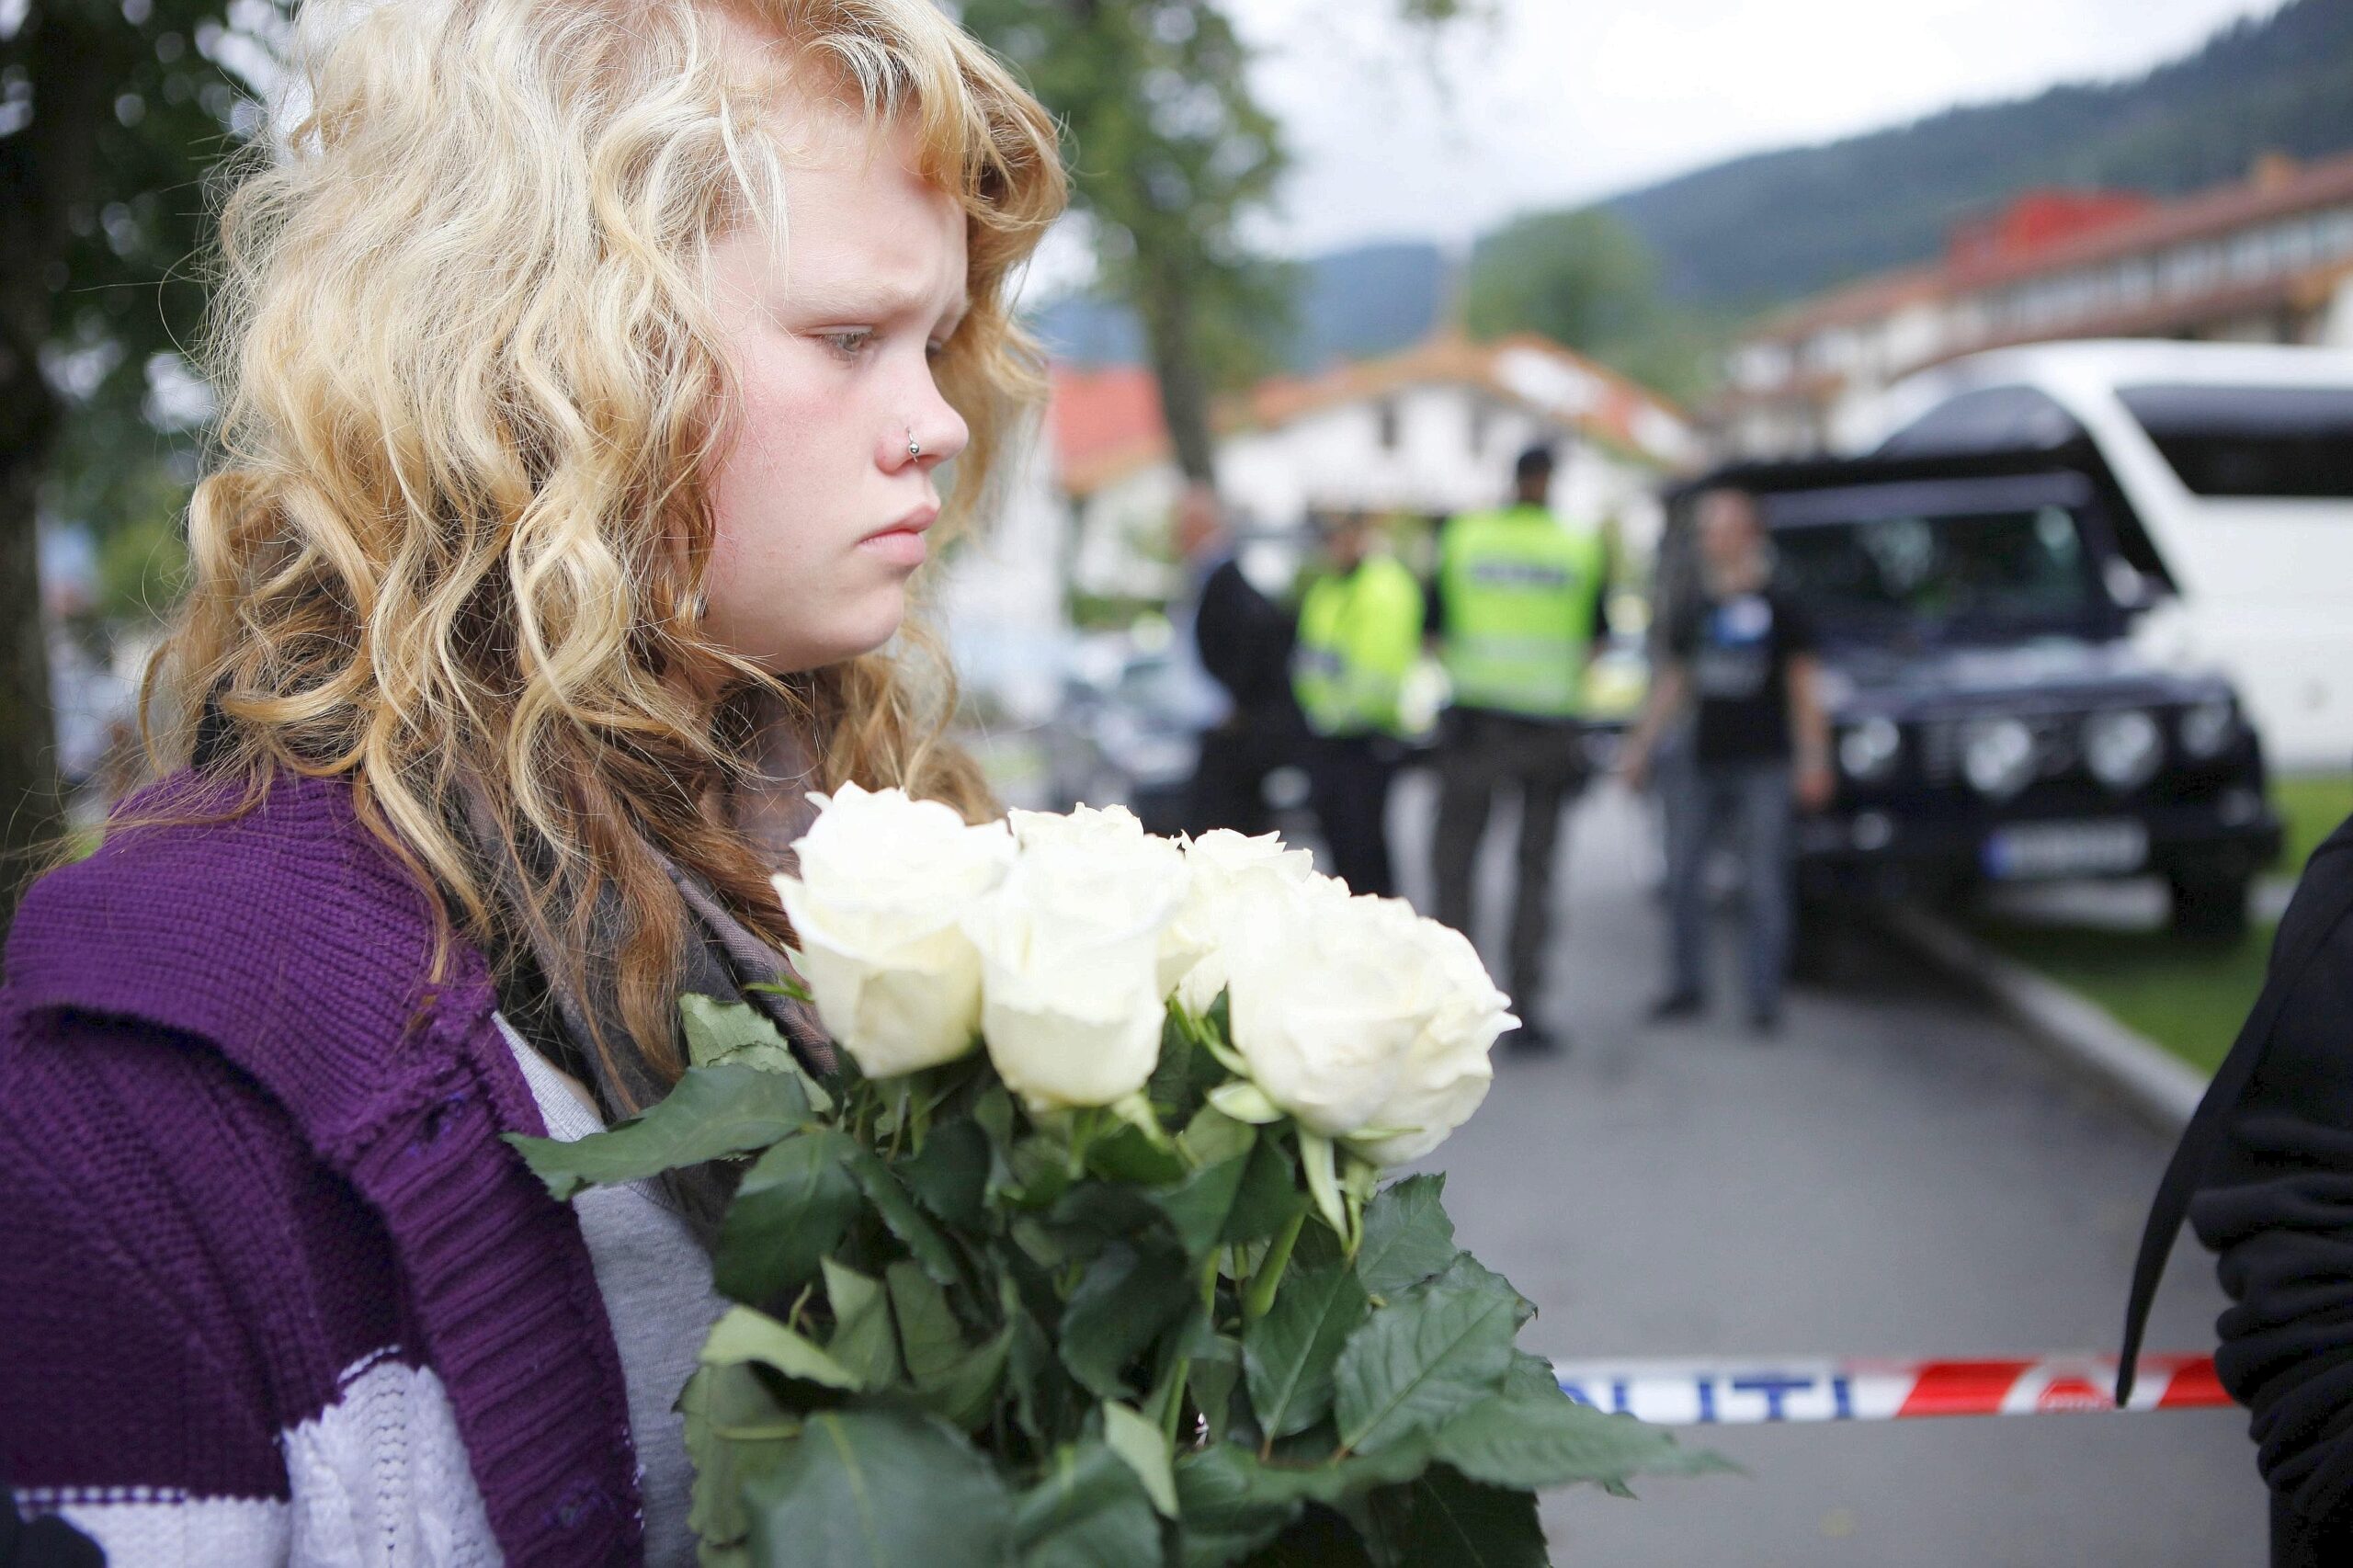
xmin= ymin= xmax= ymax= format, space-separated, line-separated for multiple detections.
xmin=1194 ymin=560 xmax=1297 ymax=718
xmin=2187 ymin=826 xmax=2353 ymax=1544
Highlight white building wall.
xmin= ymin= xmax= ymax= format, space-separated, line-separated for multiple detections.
xmin=2325 ymin=272 xmax=2353 ymax=347
xmin=1070 ymin=464 xmax=1185 ymax=601
xmin=938 ymin=419 xmax=1080 ymax=723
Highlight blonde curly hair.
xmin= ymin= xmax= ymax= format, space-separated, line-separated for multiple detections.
xmin=146 ymin=0 xmax=1064 ymax=1107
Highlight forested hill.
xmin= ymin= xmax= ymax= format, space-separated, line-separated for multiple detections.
xmin=1606 ymin=0 xmax=2353 ymax=309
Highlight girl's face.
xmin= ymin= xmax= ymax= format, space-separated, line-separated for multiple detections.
xmin=701 ymin=115 xmax=971 ymax=674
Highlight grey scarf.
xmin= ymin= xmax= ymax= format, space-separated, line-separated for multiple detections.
xmin=458 ymin=772 xmax=834 ymax=1246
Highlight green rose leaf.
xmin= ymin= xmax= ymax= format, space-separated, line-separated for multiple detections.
xmin=822 ymin=1258 xmax=901 ymax=1391
xmin=1087 ymin=1120 xmax=1189 ymax=1186
xmin=844 ymin=1139 xmax=962 ymax=1285
xmin=887 ymin=1258 xmax=1010 ymax=1429
xmin=679 ymin=1361 xmax=796 ymax=1562
xmin=1502 ymin=1349 xmax=1565 ymax=1402
xmin=1163 ymin=1317 xmax=1243 ymax=1445
xmin=1014 ymin=1440 xmax=1164 ymax=1568
xmin=1171 ymin=1446 xmax=1302 ymax=1568
xmin=1059 ymin=1240 xmax=1193 ymax=1400
xmin=1332 ymin=1275 xmax=1519 ymax=1455
xmin=1354 ymin=1175 xmax=1459 ymax=1301
xmin=898 ymin=1118 xmax=992 ymax=1229
xmin=1153 ymin=1150 xmax=1253 ymax=1259
xmin=1149 ymin=1009 xmax=1225 ymax=1116
xmin=1369 ymin=1465 xmax=1548 ymax=1568
xmin=884 ymin=1261 xmax=965 ymax=1382
xmin=1224 ymin=1136 xmax=1307 ymax=1246
xmin=916 ymin=1324 xmax=1015 ymax=1432
xmin=1178 ymin=1105 xmax=1257 ymax=1168
xmin=701 ymin=1304 xmax=863 ymax=1392
xmin=680 ymin=995 xmax=833 ymax=1114
xmin=1242 ymin=1511 xmax=1381 ymax=1566
xmin=744 ymin=1408 xmax=1014 ymax=1568
xmin=1174 ymin=1439 xmax=1436 ymax=1568
xmin=504 ymin=1064 xmax=814 ymax=1200
xmin=1102 ymin=1400 xmax=1179 ymax=1517
xmin=1245 ymin=1258 xmax=1370 ymax=1439
xmin=991 ymin=1133 xmax=1075 ymax=1211
xmin=713 ymin=1132 xmax=860 ymax=1306
xmin=1429 ymin=1254 xmax=1536 ymax=1329
xmin=1433 ymin=1390 xmax=1719 ymax=1492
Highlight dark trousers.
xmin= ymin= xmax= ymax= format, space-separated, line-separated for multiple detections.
xmin=1432 ymin=709 xmax=1587 ymax=1011
xmin=1185 ymin=710 xmax=1295 ymax=838
xmin=1307 ymin=734 xmax=1399 ymax=896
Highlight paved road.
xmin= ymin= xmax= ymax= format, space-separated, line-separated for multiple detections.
xmin=1385 ymin=774 xmax=2265 ymax=1568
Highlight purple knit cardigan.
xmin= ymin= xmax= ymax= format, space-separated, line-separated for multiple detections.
xmin=0 ymin=771 xmax=643 ymax=1564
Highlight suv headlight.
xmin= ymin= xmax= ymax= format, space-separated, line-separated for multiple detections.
xmin=1837 ymin=718 xmax=1902 ymax=784
xmin=2084 ymin=708 xmax=2163 ymax=791
xmin=1961 ymin=717 xmax=2037 ymax=800
xmin=2178 ymin=699 xmax=2237 ymax=761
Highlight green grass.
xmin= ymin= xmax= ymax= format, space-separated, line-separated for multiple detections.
xmin=1966 ymin=773 xmax=2351 ymax=1077
xmin=2275 ymin=773 xmax=2353 ymax=878
xmin=1972 ymin=917 xmax=2270 ymax=1077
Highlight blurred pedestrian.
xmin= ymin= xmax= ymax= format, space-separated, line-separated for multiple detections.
xmin=1619 ymin=485 xmax=1832 ymax=1034
xmin=2120 ymin=811 xmax=2353 ymax=1568
xmin=1172 ymin=482 xmax=1302 ymax=837
xmin=1292 ymin=511 xmax=1423 ymax=895
xmin=1427 ymin=445 xmax=1610 ymax=1052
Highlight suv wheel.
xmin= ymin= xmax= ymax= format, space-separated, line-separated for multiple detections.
xmin=2169 ymin=870 xmax=2252 ymax=944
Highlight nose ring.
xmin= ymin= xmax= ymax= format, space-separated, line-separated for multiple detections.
xmin=907 ymin=429 xmax=922 ymax=460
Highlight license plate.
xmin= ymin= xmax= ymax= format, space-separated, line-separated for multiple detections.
xmin=1981 ymin=821 xmax=2150 ymax=881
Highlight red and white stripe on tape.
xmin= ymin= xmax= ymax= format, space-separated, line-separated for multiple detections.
xmin=1548 ymin=1353 xmax=2226 ymax=1426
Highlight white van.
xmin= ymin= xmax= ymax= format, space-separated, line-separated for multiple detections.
xmin=1860 ymin=341 xmax=2353 ymax=769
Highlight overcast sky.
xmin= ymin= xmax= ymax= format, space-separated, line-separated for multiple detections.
xmin=1233 ymin=0 xmax=2286 ymax=254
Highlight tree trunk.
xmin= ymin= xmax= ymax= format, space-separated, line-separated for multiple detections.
xmin=0 ymin=10 xmax=118 ymax=926
xmin=0 ymin=403 xmax=62 ymax=926
xmin=1136 ymin=265 xmax=1218 ymax=484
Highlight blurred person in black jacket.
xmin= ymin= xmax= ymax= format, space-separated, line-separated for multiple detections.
xmin=2121 ymin=812 xmax=2353 ymax=1567
xmin=1170 ymin=483 xmax=1302 ymax=836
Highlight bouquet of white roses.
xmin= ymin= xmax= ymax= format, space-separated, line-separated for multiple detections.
xmin=514 ymin=789 xmax=1714 ymax=1567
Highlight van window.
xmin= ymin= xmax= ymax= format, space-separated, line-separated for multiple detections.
xmin=2118 ymin=384 xmax=2353 ymax=499
xmin=1876 ymin=386 xmax=2086 ymax=455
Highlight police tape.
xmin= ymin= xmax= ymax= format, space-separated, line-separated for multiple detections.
xmin=1548 ymin=1353 xmax=2227 ymax=1426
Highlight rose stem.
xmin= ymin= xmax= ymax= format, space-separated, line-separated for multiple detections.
xmin=1242 ymin=1209 xmax=1307 ymax=1324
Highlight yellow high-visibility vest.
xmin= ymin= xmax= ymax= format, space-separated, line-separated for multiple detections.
xmin=1292 ymin=555 xmax=1424 ymax=739
xmin=1437 ymin=505 xmax=1605 ymax=720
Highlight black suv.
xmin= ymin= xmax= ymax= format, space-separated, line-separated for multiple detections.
xmin=1665 ymin=444 xmax=2281 ymax=940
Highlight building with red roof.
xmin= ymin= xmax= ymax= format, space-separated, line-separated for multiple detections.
xmin=1721 ymin=150 xmax=2353 ymax=453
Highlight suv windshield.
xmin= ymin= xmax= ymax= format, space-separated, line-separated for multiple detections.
xmin=1773 ymin=503 xmax=2111 ymax=646
xmin=2118 ymin=383 xmax=2353 ymax=499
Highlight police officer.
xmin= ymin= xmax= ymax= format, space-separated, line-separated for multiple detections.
xmin=1427 ymin=445 xmax=1610 ymax=1052
xmin=1293 ymin=511 xmax=1424 ymax=896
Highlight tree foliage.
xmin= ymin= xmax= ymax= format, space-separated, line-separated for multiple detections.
xmin=1 ymin=0 xmax=269 ymax=908
xmin=1461 ymin=207 xmax=1722 ymax=405
xmin=958 ymin=0 xmax=1292 ymax=483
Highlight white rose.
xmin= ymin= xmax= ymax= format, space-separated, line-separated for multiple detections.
xmin=1008 ymin=802 xmax=1205 ymax=996
xmin=772 ymin=782 xmax=1014 ymax=1078
xmin=966 ymin=805 xmax=1190 ymax=1109
xmin=1165 ymin=830 xmax=1319 ymax=1009
xmin=1349 ymin=920 xmax=1515 ymax=1165
xmin=1223 ymin=892 xmax=1448 ymax=1139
